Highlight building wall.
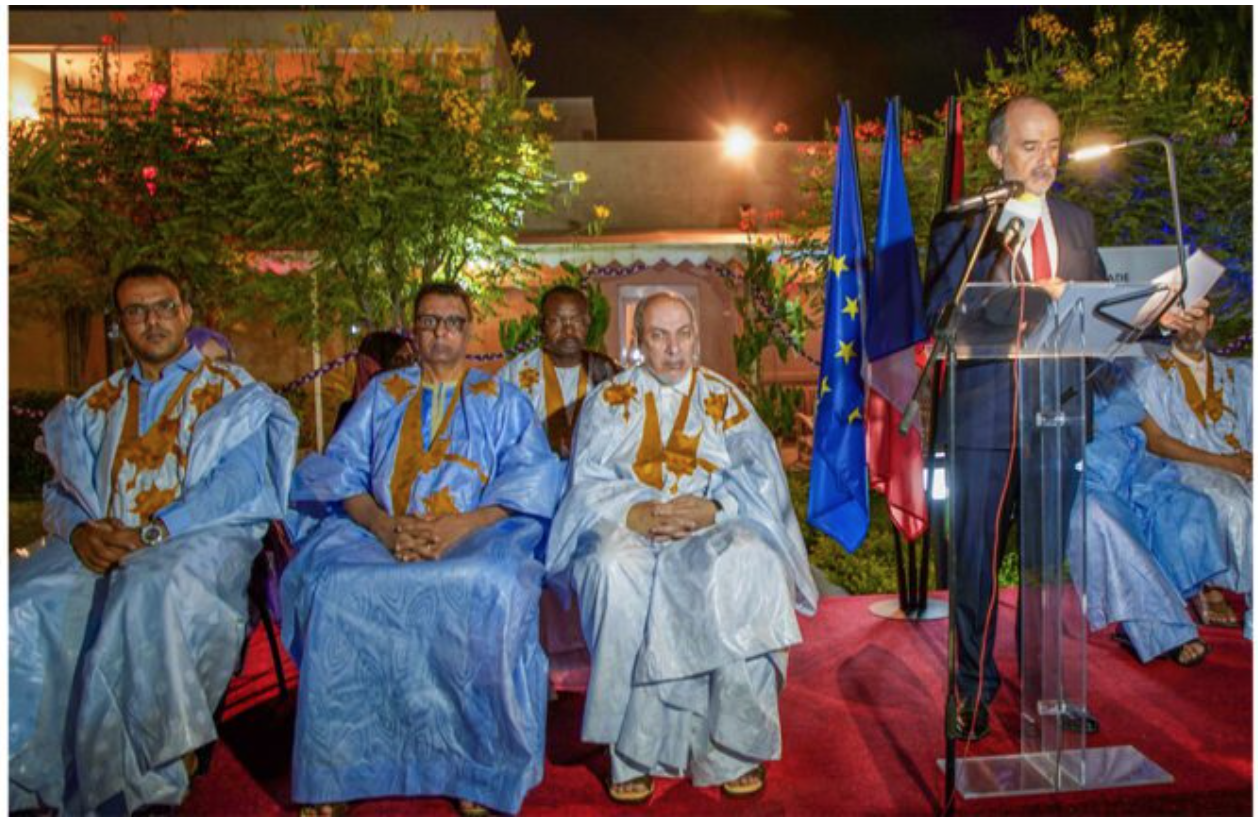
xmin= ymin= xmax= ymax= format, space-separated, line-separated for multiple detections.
xmin=531 ymin=141 xmax=808 ymax=233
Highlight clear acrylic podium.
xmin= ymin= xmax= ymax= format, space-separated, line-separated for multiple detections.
xmin=941 ymin=281 xmax=1174 ymax=798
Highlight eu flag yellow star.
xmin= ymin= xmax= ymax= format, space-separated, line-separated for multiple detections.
xmin=847 ymin=406 xmax=862 ymax=424
xmin=818 ymin=376 xmax=831 ymax=398
xmin=842 ymin=297 xmax=860 ymax=320
xmin=836 ymin=340 xmax=857 ymax=364
xmin=830 ymin=254 xmax=849 ymax=279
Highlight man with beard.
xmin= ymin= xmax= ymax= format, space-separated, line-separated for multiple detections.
xmin=10 ymin=264 xmax=297 ymax=815
xmin=547 ymin=292 xmax=817 ymax=803
xmin=499 ymin=285 xmax=620 ymax=689
xmin=925 ymin=96 xmax=1109 ymax=740
xmin=499 ymin=285 xmax=619 ymax=459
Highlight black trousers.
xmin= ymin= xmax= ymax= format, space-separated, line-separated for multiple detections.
xmin=950 ymin=445 xmax=1020 ymax=705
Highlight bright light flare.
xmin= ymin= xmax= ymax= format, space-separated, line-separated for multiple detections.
xmin=1069 ymin=143 xmax=1116 ymax=162
xmin=723 ymin=126 xmax=756 ymax=160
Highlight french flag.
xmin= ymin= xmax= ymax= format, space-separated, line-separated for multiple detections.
xmin=864 ymin=98 xmax=928 ymax=542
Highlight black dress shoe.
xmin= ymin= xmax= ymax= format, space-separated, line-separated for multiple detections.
xmin=946 ymin=698 xmax=990 ymax=741
xmin=1061 ymin=706 xmax=1100 ymax=735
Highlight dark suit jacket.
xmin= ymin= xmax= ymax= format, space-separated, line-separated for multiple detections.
xmin=925 ymin=197 xmax=1108 ymax=449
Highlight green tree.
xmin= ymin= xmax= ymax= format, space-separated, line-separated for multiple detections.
xmin=231 ymin=14 xmax=573 ymax=338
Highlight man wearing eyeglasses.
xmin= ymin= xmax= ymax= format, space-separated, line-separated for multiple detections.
xmin=10 ymin=265 xmax=298 ymax=815
xmin=282 ymin=281 xmax=564 ymax=817
xmin=499 ymin=285 xmax=619 ymax=460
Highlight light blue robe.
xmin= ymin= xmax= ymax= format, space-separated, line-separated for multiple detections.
xmin=281 ymin=366 xmax=563 ymax=814
xmin=1132 ymin=349 xmax=1252 ymax=606
xmin=1069 ymin=365 xmax=1227 ymax=662
xmin=547 ymin=366 xmax=818 ymax=786
xmin=10 ymin=348 xmax=298 ymax=815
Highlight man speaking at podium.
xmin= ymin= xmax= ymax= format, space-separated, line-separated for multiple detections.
xmin=924 ymin=96 xmax=1107 ymax=740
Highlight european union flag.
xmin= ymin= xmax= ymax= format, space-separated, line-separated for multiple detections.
xmin=807 ymin=101 xmax=869 ymax=552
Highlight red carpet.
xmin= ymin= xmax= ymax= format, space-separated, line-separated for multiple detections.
xmin=184 ymin=591 xmax=1252 ymax=816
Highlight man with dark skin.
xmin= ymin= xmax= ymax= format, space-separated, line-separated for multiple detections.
xmin=499 ymin=284 xmax=618 ymax=459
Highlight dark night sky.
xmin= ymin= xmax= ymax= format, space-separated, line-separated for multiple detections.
xmin=493 ymin=6 xmax=1096 ymax=140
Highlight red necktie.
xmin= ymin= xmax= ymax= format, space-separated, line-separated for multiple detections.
xmin=1030 ymin=219 xmax=1051 ymax=281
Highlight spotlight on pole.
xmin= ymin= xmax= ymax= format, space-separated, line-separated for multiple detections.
xmin=1068 ymin=135 xmax=1189 ymax=307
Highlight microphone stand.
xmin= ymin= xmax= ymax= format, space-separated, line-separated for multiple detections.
xmin=900 ymin=203 xmax=1003 ymax=435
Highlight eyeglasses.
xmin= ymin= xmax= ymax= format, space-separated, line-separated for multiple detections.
xmin=119 ymin=299 xmax=182 ymax=325
xmin=415 ymin=313 xmax=469 ymax=334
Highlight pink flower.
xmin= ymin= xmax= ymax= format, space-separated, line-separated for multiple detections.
xmin=146 ymin=82 xmax=168 ymax=114
xmin=100 ymin=34 xmax=116 ymax=47
xmin=773 ymin=120 xmax=790 ymax=138
xmin=142 ymin=165 xmax=158 ymax=197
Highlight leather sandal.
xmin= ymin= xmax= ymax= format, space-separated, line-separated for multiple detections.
xmin=606 ymin=775 xmax=654 ymax=805
xmin=721 ymin=765 xmax=766 ymax=798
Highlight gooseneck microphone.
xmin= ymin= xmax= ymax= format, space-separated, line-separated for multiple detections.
xmin=943 ymin=181 xmax=1025 ymax=215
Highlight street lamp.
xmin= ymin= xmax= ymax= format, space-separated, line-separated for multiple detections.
xmin=722 ymin=125 xmax=756 ymax=160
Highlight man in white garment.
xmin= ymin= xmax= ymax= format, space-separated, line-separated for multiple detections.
xmin=1132 ymin=302 xmax=1252 ymax=634
xmin=547 ymin=292 xmax=818 ymax=803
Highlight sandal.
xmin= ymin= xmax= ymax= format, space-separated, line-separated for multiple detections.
xmin=1164 ymin=638 xmax=1211 ymax=667
xmin=298 ymin=804 xmax=349 ymax=817
xmin=606 ymin=775 xmax=654 ymax=805
xmin=456 ymin=799 xmax=491 ymax=817
xmin=721 ymin=765 xmax=766 ymax=798
xmin=1194 ymin=589 xmax=1241 ymax=628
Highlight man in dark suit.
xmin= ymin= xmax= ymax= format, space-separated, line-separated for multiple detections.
xmin=925 ymin=96 xmax=1107 ymax=740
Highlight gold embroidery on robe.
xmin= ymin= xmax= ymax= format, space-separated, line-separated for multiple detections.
xmin=542 ymin=352 xmax=588 ymax=455
xmin=86 ymin=380 xmax=124 ymax=414
xmin=108 ymin=364 xmax=205 ymax=515
xmin=133 ymin=485 xmax=180 ymax=521
xmin=1170 ymin=355 xmax=1226 ymax=427
xmin=633 ymin=373 xmax=718 ymax=492
xmin=703 ymin=393 xmax=729 ymax=426
xmin=190 ymin=381 xmax=225 ymax=416
xmin=1225 ymin=433 xmax=1243 ymax=452
xmin=470 ymin=379 xmax=498 ymax=398
xmin=518 ymin=366 xmax=540 ymax=393
xmin=699 ymin=368 xmax=750 ymax=430
xmin=389 ymin=373 xmax=467 ymax=515
xmin=422 ymin=486 xmax=461 ymax=517
xmin=383 ymin=374 xmax=414 ymax=404
xmin=603 ymin=383 xmax=638 ymax=422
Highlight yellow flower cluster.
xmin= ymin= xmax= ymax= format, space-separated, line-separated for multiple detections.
xmin=592 ymin=204 xmax=611 ymax=221
xmin=381 ymin=108 xmax=399 ymax=127
xmin=1133 ymin=20 xmax=1188 ymax=94
xmin=1029 ymin=11 xmax=1071 ymax=47
xmin=983 ymin=80 xmax=1023 ymax=109
xmin=1091 ymin=51 xmax=1115 ymax=71
xmin=510 ymin=109 xmax=532 ymax=124
xmin=338 ymin=143 xmax=380 ymax=181
xmin=349 ymin=30 xmax=374 ymax=51
xmin=510 ymin=30 xmax=533 ymax=61
xmin=1091 ymin=16 xmax=1116 ymax=39
xmin=1061 ymin=63 xmax=1094 ymax=91
xmin=572 ymin=170 xmax=589 ymax=185
xmin=368 ymin=11 xmax=394 ymax=37
xmin=441 ymin=89 xmax=483 ymax=136
xmin=537 ymin=101 xmax=558 ymax=122
xmin=1197 ymin=76 xmax=1247 ymax=110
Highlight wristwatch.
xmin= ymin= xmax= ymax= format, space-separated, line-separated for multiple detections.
xmin=140 ymin=521 xmax=168 ymax=546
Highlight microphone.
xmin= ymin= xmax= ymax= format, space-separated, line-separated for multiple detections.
xmin=943 ymin=181 xmax=1025 ymax=215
